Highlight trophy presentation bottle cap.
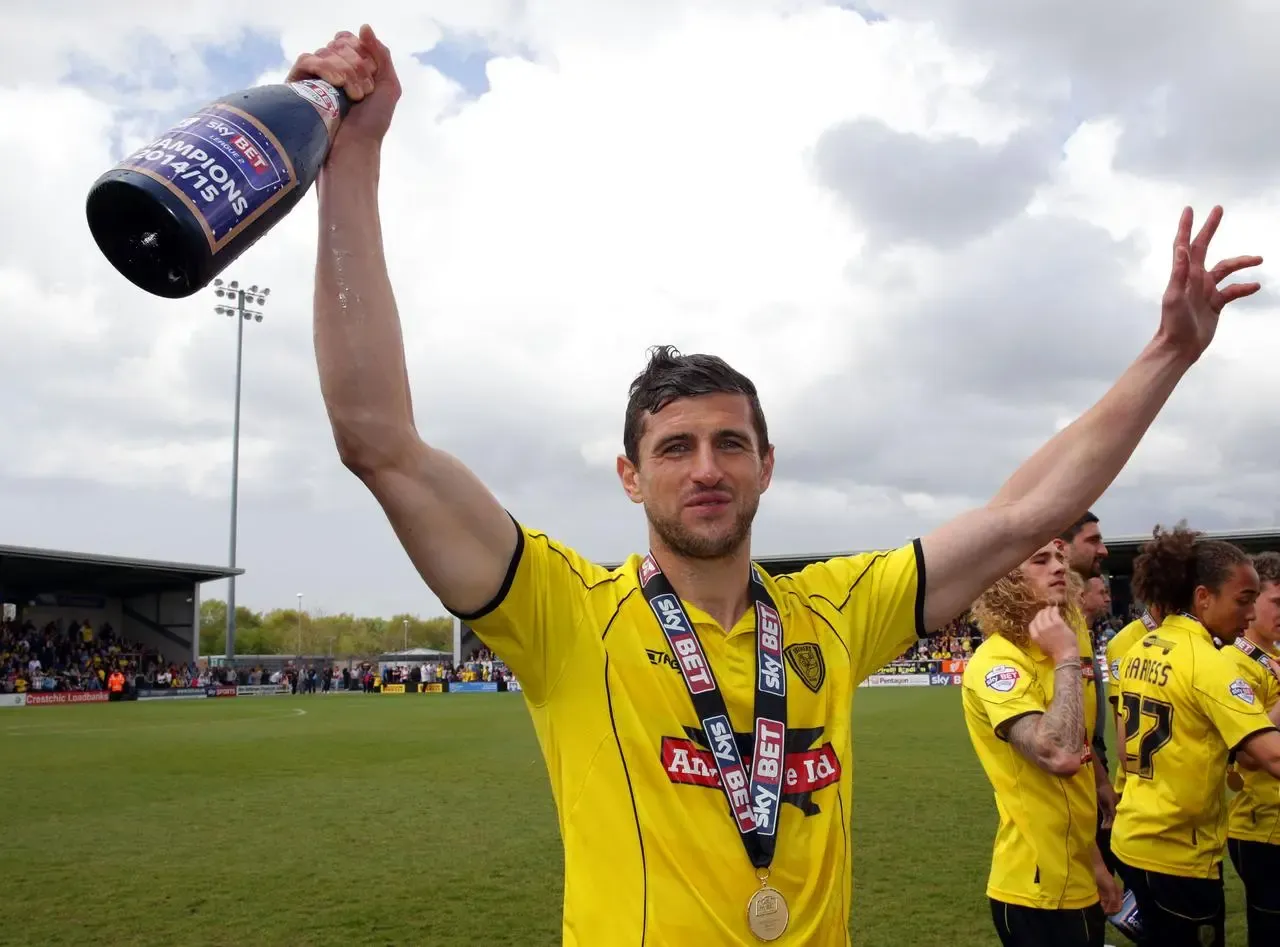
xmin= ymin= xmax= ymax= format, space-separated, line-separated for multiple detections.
xmin=86 ymin=79 xmax=351 ymax=299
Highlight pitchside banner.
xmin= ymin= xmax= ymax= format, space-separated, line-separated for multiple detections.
xmin=24 ymin=691 xmax=110 ymax=706
xmin=861 ymin=674 xmax=932 ymax=687
xmin=136 ymin=687 xmax=209 ymax=701
xmin=451 ymin=682 xmax=499 ymax=693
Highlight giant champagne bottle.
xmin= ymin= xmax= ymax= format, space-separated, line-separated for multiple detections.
xmin=86 ymin=78 xmax=351 ymax=299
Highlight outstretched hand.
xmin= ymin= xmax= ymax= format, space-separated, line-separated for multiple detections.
xmin=285 ymin=24 xmax=401 ymax=153
xmin=1159 ymin=206 xmax=1263 ymax=364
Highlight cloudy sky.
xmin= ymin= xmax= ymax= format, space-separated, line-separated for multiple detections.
xmin=5 ymin=0 xmax=1280 ymax=620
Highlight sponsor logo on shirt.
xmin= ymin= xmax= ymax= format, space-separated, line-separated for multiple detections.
xmin=662 ymin=725 xmax=842 ymax=817
xmin=1230 ymin=678 xmax=1257 ymax=705
xmin=984 ymin=665 xmax=1020 ymax=693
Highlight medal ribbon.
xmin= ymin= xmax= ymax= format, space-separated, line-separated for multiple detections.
xmin=639 ymin=553 xmax=787 ymax=870
xmin=1234 ymin=636 xmax=1280 ymax=685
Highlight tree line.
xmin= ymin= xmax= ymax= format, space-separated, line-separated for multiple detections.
xmin=198 ymin=599 xmax=453 ymax=659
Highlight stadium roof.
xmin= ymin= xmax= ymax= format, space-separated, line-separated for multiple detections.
xmin=0 ymin=544 xmax=241 ymax=598
xmin=597 ymin=528 xmax=1280 ymax=578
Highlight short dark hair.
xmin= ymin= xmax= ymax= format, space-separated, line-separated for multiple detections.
xmin=1253 ymin=552 xmax=1280 ymax=588
xmin=1131 ymin=522 xmax=1250 ymax=615
xmin=1059 ymin=511 xmax=1100 ymax=543
xmin=623 ymin=345 xmax=769 ymax=465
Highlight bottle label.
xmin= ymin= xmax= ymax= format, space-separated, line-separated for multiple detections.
xmin=289 ymin=79 xmax=342 ymax=126
xmin=120 ymin=104 xmax=299 ymax=254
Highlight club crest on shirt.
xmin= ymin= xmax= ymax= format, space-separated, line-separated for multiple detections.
xmin=1110 ymin=659 xmax=1122 ymax=681
xmin=984 ymin=665 xmax=1020 ymax=693
xmin=784 ymin=642 xmax=825 ymax=694
xmin=1229 ymin=678 xmax=1256 ymax=705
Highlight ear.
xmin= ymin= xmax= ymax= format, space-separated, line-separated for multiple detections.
xmin=1193 ymin=584 xmax=1212 ymax=615
xmin=617 ymin=454 xmax=644 ymax=504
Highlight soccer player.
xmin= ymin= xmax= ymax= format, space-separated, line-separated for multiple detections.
xmin=1101 ymin=601 xmax=1162 ymax=945
xmin=293 ymin=25 xmax=1264 ymax=944
xmin=1061 ymin=514 xmax=1119 ymax=830
xmin=1111 ymin=527 xmax=1280 ymax=947
xmin=963 ymin=539 xmax=1122 ymax=947
xmin=1224 ymin=552 xmax=1280 ymax=947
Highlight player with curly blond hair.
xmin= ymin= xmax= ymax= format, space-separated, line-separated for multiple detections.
xmin=962 ymin=539 xmax=1121 ymax=947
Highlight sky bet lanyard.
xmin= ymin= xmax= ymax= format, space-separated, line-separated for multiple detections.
xmin=638 ymin=553 xmax=788 ymax=872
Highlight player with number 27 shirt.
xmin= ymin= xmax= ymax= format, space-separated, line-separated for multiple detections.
xmin=1111 ymin=526 xmax=1280 ymax=947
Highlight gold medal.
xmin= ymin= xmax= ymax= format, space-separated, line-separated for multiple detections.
xmin=746 ymin=879 xmax=789 ymax=942
xmin=1227 ymin=767 xmax=1244 ymax=792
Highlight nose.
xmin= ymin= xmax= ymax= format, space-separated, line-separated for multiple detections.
xmin=689 ymin=442 xmax=724 ymax=485
xmin=1097 ymin=542 xmax=1108 ymax=558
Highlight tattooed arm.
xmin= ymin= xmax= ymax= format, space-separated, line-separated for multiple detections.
xmin=1002 ymin=660 xmax=1086 ymax=776
xmin=1000 ymin=607 xmax=1087 ymax=776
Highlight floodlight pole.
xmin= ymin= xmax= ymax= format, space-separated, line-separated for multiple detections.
xmin=211 ymin=277 xmax=270 ymax=662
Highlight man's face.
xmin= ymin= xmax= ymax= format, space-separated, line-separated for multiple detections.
xmin=1021 ymin=540 xmax=1070 ymax=606
xmin=1248 ymin=580 xmax=1280 ymax=647
xmin=1081 ymin=576 xmax=1111 ymax=623
xmin=617 ymin=392 xmax=773 ymax=560
xmin=1066 ymin=521 xmax=1108 ymax=578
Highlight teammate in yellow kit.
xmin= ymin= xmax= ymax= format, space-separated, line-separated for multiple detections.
xmin=963 ymin=539 xmax=1121 ymax=947
xmin=1106 ymin=608 xmax=1162 ymax=801
xmin=1223 ymin=552 xmax=1280 ymax=947
xmin=1111 ymin=526 xmax=1280 ymax=947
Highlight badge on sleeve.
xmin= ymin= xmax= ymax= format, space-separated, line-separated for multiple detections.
xmin=984 ymin=665 xmax=1020 ymax=693
xmin=1229 ymin=678 xmax=1257 ymax=705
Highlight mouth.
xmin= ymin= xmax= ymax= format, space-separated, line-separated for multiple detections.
xmin=685 ymin=493 xmax=732 ymax=513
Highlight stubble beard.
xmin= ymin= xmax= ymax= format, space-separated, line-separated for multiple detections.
xmin=647 ymin=494 xmax=760 ymax=561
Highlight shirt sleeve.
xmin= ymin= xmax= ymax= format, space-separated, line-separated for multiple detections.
xmin=1105 ymin=634 xmax=1127 ymax=707
xmin=964 ymin=647 xmax=1045 ymax=739
xmin=1193 ymin=649 xmax=1277 ymax=751
xmin=780 ymin=540 xmax=925 ymax=682
xmin=448 ymin=517 xmax=604 ymax=704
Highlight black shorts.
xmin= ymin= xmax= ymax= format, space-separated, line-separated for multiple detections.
xmin=1114 ymin=859 xmax=1224 ymax=947
xmin=989 ymin=899 xmax=1105 ymax=947
xmin=1227 ymin=837 xmax=1280 ymax=947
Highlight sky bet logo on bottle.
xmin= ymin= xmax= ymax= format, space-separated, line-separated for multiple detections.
xmin=651 ymin=593 xmax=716 ymax=694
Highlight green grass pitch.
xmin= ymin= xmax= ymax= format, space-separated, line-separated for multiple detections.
xmin=0 ymin=688 xmax=1249 ymax=945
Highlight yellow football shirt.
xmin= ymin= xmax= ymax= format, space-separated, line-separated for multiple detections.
xmin=1105 ymin=615 xmax=1158 ymax=796
xmin=457 ymin=520 xmax=926 ymax=947
xmin=961 ymin=621 xmax=1100 ymax=910
xmin=1224 ymin=636 xmax=1280 ymax=845
xmin=1111 ymin=614 xmax=1276 ymax=878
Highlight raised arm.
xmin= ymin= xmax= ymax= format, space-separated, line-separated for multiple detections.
xmin=918 ymin=207 xmax=1262 ymax=632
xmin=296 ymin=27 xmax=517 ymax=616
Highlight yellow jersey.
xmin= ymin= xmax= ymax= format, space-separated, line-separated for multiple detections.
xmin=1110 ymin=615 xmax=1276 ymax=878
xmin=961 ymin=621 xmax=1100 ymax=910
xmin=1105 ymin=614 xmax=1159 ymax=796
xmin=456 ymin=521 xmax=925 ymax=947
xmin=1224 ymin=635 xmax=1280 ymax=845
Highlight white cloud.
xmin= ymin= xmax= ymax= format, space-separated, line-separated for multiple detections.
xmin=3 ymin=1 xmax=1279 ymax=621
